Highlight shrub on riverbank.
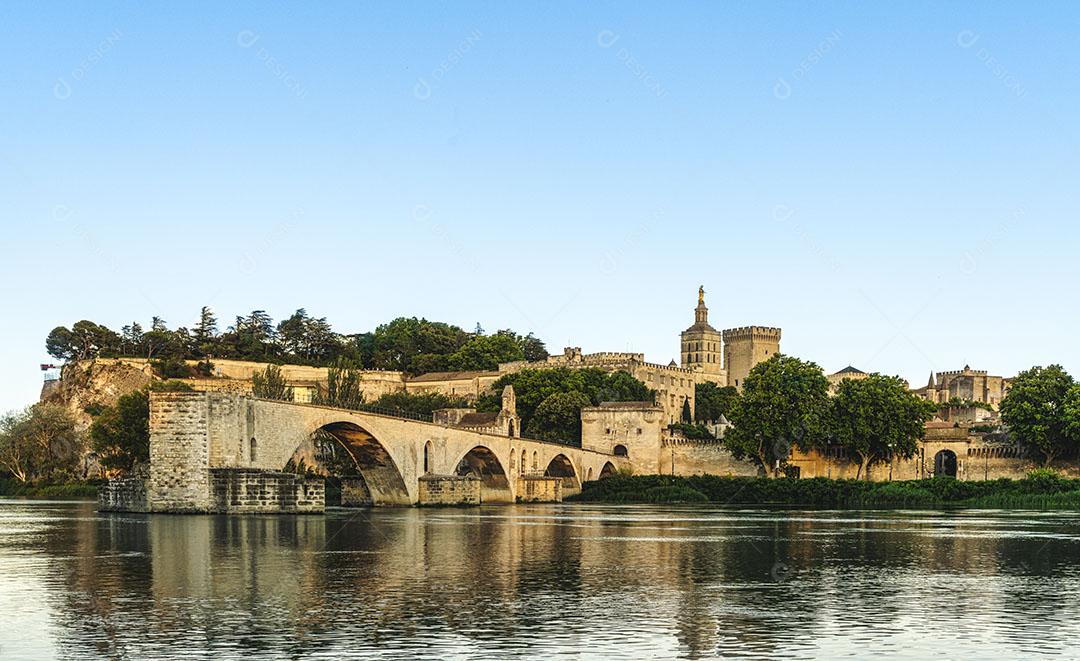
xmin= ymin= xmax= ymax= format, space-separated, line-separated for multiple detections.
xmin=0 ymin=479 xmax=101 ymax=498
xmin=570 ymin=472 xmax=1080 ymax=509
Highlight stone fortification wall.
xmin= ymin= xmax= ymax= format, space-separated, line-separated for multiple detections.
xmin=659 ymin=438 xmax=759 ymax=477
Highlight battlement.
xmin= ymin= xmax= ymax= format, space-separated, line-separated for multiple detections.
xmin=722 ymin=326 xmax=782 ymax=340
xmin=938 ymin=368 xmax=989 ymax=378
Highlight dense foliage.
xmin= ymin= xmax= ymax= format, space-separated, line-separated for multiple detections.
xmin=693 ymin=382 xmax=738 ymax=422
xmin=572 ymin=470 xmax=1080 ymax=509
xmin=368 ymin=391 xmax=469 ymax=418
xmin=475 ymin=368 xmax=654 ymax=445
xmin=45 ymin=308 xmax=549 ymax=375
xmin=0 ymin=404 xmax=81 ymax=483
xmin=831 ymin=374 xmax=937 ymax=478
xmin=724 ymin=354 xmax=833 ymax=474
xmin=251 ymin=364 xmax=293 ymax=401
xmin=1000 ymin=365 xmax=1080 ymax=466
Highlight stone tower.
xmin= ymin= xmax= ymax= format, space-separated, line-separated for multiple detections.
xmin=722 ymin=326 xmax=781 ymax=391
xmin=681 ymin=286 xmax=723 ymax=375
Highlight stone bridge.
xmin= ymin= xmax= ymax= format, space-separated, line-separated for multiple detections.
xmin=146 ymin=392 xmax=626 ymax=511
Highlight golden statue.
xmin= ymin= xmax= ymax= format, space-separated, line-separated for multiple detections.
xmin=698 ymin=285 xmax=705 ymax=305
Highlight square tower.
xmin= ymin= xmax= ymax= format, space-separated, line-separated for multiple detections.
xmin=680 ymin=286 xmax=723 ymax=375
xmin=722 ymin=326 xmax=781 ymax=390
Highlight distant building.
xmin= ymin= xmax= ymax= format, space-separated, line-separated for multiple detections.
xmin=827 ymin=365 xmax=870 ymax=393
xmin=914 ymin=365 xmax=1009 ymax=409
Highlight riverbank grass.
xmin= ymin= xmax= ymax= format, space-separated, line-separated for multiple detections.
xmin=570 ymin=470 xmax=1080 ymax=509
xmin=0 ymin=479 xmax=102 ymax=499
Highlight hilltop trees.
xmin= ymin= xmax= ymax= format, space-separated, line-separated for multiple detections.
xmin=1000 ymin=365 xmax=1080 ymax=466
xmin=830 ymin=374 xmax=937 ymax=479
xmin=44 ymin=308 xmax=549 ymax=376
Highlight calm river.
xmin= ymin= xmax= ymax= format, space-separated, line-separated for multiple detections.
xmin=2 ymin=501 xmax=1080 ymax=659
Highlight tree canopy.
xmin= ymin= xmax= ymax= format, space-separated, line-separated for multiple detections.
xmin=724 ymin=354 xmax=831 ymax=475
xmin=1001 ymin=365 xmax=1079 ymax=466
xmin=830 ymin=374 xmax=937 ymax=479
xmin=694 ymin=382 xmax=738 ymax=423
xmin=45 ymin=308 xmax=550 ymax=375
xmin=0 ymin=404 xmax=81 ymax=482
xmin=477 ymin=367 xmax=654 ymax=445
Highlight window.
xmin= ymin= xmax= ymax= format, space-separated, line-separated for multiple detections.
xmin=605 ymin=428 xmax=611 ymax=435
xmin=614 ymin=444 xmax=628 ymax=457
xmin=637 ymin=428 xmax=642 ymax=435
xmin=249 ymin=437 xmax=257 ymax=463
xmin=423 ymin=441 xmax=432 ymax=474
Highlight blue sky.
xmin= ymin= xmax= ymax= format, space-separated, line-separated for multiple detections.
xmin=2 ymin=2 xmax=1078 ymax=410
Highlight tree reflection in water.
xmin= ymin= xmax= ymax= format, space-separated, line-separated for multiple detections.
xmin=5 ymin=502 xmax=1080 ymax=659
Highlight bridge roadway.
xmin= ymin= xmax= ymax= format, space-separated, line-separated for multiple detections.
xmin=149 ymin=392 xmax=627 ymax=507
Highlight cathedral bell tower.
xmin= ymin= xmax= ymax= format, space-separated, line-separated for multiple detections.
xmin=680 ymin=286 xmax=723 ymax=375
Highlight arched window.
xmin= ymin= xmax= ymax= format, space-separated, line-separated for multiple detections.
xmin=614 ymin=444 xmax=628 ymax=458
xmin=249 ymin=437 xmax=257 ymax=463
xmin=532 ymin=451 xmax=538 ymax=471
xmin=520 ymin=450 xmax=527 ymax=475
xmin=508 ymin=421 xmax=515 ymax=438
xmin=423 ymin=441 xmax=432 ymax=474
xmin=510 ymin=448 xmax=516 ymax=475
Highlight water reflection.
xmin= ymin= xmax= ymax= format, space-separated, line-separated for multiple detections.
xmin=2 ymin=502 xmax=1080 ymax=659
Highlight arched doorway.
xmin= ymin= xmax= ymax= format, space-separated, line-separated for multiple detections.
xmin=934 ymin=449 xmax=958 ymax=478
xmin=289 ymin=421 xmax=411 ymax=506
xmin=456 ymin=446 xmax=512 ymax=503
xmin=613 ymin=444 xmax=628 ymax=458
xmin=423 ymin=441 xmax=432 ymax=475
xmin=599 ymin=462 xmax=617 ymax=479
xmin=544 ymin=454 xmax=580 ymax=495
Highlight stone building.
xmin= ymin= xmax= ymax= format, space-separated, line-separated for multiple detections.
xmin=827 ymin=365 xmax=870 ymax=393
xmin=680 ymin=286 xmax=725 ymax=378
xmin=722 ymin=326 xmax=782 ymax=391
xmin=914 ymin=365 xmax=1009 ymax=409
xmin=432 ymin=385 xmax=521 ymax=437
xmin=580 ymin=401 xmax=665 ymax=473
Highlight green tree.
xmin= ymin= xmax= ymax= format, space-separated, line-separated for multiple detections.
xmin=193 ymin=306 xmax=218 ymax=355
xmin=372 ymin=317 xmax=471 ymax=373
xmin=90 ymin=391 xmax=150 ymax=473
xmin=252 ymin=364 xmax=293 ymax=401
xmin=480 ymin=367 xmax=653 ymax=434
xmin=0 ymin=404 xmax=81 ymax=482
xmin=447 ymin=332 xmax=526 ymax=371
xmin=724 ymin=354 xmax=831 ymax=476
xmin=694 ymin=383 xmax=738 ymax=422
xmin=315 ymin=359 xmax=364 ymax=409
xmin=830 ymin=374 xmax=937 ymax=479
xmin=525 ymin=391 xmax=592 ymax=444
xmin=681 ymin=398 xmax=693 ymax=423
xmin=1001 ymin=365 xmax=1077 ymax=466
xmin=89 ymin=381 xmax=193 ymax=473
xmin=370 ymin=391 xmax=467 ymax=418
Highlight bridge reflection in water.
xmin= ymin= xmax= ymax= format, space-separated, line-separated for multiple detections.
xmin=9 ymin=501 xmax=1080 ymax=659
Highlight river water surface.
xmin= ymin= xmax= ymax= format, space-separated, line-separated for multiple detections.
xmin=2 ymin=500 xmax=1080 ymax=659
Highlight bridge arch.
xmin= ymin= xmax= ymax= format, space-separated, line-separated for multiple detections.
xmin=305 ymin=420 xmax=411 ymax=505
xmin=599 ymin=461 xmax=617 ymax=479
xmin=455 ymin=445 xmax=512 ymax=503
xmin=544 ymin=453 xmax=581 ymax=494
